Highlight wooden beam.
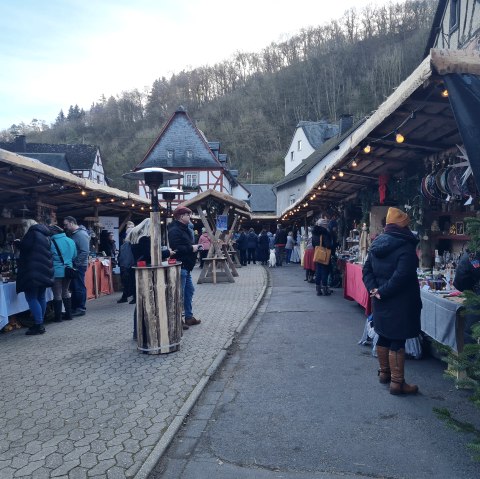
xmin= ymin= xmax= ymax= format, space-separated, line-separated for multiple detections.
xmin=431 ymin=48 xmax=480 ymax=75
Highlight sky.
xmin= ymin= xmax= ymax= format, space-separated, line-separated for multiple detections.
xmin=0 ymin=0 xmax=406 ymax=130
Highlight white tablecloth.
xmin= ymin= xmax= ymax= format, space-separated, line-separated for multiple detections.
xmin=0 ymin=282 xmax=54 ymax=330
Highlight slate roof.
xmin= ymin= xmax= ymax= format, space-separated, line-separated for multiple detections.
xmin=0 ymin=140 xmax=99 ymax=171
xmin=136 ymin=107 xmax=223 ymax=170
xmin=243 ymin=184 xmax=276 ymax=213
xmin=298 ymin=121 xmax=339 ymax=149
xmin=274 ymin=118 xmax=366 ymax=189
xmin=21 ymin=153 xmax=70 ymax=173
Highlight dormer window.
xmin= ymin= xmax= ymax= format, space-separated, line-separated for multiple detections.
xmin=186 ymin=149 xmax=193 ymax=158
xmin=167 ymin=149 xmax=174 ymax=159
xmin=449 ymin=0 xmax=460 ymax=33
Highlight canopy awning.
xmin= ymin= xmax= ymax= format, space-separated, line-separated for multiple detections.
xmin=282 ymin=48 xmax=480 ymax=219
xmin=0 ymin=148 xmax=151 ymax=222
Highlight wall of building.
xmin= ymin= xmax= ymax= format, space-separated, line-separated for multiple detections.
xmin=284 ymin=129 xmax=316 ymax=176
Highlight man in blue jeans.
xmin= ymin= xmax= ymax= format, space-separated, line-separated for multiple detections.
xmin=63 ymin=216 xmax=90 ymax=317
xmin=168 ymin=205 xmax=201 ymax=328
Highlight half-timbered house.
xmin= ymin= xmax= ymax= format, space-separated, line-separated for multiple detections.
xmin=135 ymin=106 xmax=249 ymax=207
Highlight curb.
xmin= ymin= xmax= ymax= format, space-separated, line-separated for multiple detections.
xmin=133 ymin=268 xmax=269 ymax=479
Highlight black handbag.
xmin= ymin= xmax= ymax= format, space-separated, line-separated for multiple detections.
xmin=52 ymin=238 xmax=78 ymax=279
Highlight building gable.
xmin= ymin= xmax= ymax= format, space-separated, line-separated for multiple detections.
xmin=137 ymin=107 xmax=222 ymax=170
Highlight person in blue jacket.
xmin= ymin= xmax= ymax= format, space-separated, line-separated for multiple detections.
xmin=49 ymin=224 xmax=77 ymax=322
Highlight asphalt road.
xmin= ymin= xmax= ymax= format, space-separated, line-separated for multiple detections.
xmin=150 ymin=265 xmax=480 ymax=479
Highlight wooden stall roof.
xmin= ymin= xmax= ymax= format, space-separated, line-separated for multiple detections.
xmin=281 ymin=48 xmax=480 ymax=219
xmin=0 ymin=148 xmax=151 ymax=221
xmin=181 ymin=189 xmax=252 ymax=218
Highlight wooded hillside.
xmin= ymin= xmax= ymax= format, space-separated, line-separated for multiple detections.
xmin=1 ymin=0 xmax=436 ymax=191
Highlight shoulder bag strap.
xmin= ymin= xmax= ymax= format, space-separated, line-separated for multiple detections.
xmin=51 ymin=238 xmax=65 ymax=265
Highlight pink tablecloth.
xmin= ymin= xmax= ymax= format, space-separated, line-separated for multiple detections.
xmin=343 ymin=262 xmax=371 ymax=316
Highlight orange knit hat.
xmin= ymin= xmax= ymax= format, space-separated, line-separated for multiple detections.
xmin=386 ymin=207 xmax=409 ymax=227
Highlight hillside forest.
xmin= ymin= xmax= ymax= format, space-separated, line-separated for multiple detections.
xmin=1 ymin=0 xmax=437 ymax=192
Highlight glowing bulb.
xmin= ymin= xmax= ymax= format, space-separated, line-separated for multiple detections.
xmin=363 ymin=144 xmax=371 ymax=154
xmin=352 ymin=160 xmax=357 ymax=167
xmin=396 ymin=132 xmax=405 ymax=143
xmin=96 ymin=198 xmax=101 ymax=203
xmin=80 ymin=190 xmax=87 ymax=196
xmin=332 ymin=174 xmax=336 ymax=180
xmin=441 ymin=89 xmax=449 ymax=98
xmin=322 ymin=183 xmax=327 ymax=189
xmin=339 ymin=171 xmax=344 ymax=177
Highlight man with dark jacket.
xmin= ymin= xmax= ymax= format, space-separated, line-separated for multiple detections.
xmin=274 ymin=224 xmax=287 ymax=266
xmin=63 ymin=216 xmax=90 ymax=317
xmin=168 ymin=206 xmax=201 ymax=327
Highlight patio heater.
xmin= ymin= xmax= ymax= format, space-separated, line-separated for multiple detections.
xmin=122 ymin=167 xmax=184 ymax=354
xmin=123 ymin=167 xmax=182 ymax=265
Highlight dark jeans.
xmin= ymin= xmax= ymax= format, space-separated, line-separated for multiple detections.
xmin=377 ymin=335 xmax=406 ymax=351
xmin=199 ymin=250 xmax=208 ymax=268
xmin=247 ymin=248 xmax=256 ymax=263
xmin=24 ymin=287 xmax=47 ymax=325
xmin=239 ymin=249 xmax=247 ymax=266
xmin=71 ymin=265 xmax=87 ymax=311
xmin=285 ymin=249 xmax=293 ymax=264
xmin=275 ymin=246 xmax=285 ymax=266
xmin=315 ymin=262 xmax=330 ymax=286
xmin=120 ymin=267 xmax=135 ymax=298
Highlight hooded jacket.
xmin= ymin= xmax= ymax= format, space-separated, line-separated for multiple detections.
xmin=50 ymin=231 xmax=77 ymax=278
xmin=16 ymin=224 xmax=54 ymax=293
xmin=362 ymin=226 xmax=421 ymax=340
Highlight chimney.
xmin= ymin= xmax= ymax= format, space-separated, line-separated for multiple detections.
xmin=338 ymin=114 xmax=353 ymax=135
xmin=14 ymin=135 xmax=27 ymax=153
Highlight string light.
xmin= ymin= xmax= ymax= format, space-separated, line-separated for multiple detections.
xmin=441 ymin=88 xmax=449 ymax=98
xmin=81 ymin=190 xmax=87 ymax=196
xmin=96 ymin=198 xmax=101 ymax=203
xmin=363 ymin=144 xmax=371 ymax=154
xmin=322 ymin=182 xmax=327 ymax=189
xmin=339 ymin=171 xmax=344 ymax=177
xmin=351 ymin=160 xmax=357 ymax=167
xmin=332 ymin=174 xmax=336 ymax=180
xmin=395 ymin=132 xmax=405 ymax=143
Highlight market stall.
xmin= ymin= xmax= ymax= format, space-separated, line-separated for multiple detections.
xmin=181 ymin=190 xmax=251 ymax=284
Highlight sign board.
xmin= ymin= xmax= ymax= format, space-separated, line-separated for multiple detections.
xmin=99 ymin=216 xmax=119 ymax=249
xmin=216 ymin=215 xmax=228 ymax=232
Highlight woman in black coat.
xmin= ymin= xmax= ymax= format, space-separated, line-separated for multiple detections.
xmin=15 ymin=220 xmax=54 ymax=335
xmin=312 ymin=218 xmax=333 ymax=296
xmin=257 ymin=229 xmax=270 ymax=265
xmin=362 ymin=207 xmax=421 ymax=395
xmin=246 ymin=228 xmax=258 ymax=265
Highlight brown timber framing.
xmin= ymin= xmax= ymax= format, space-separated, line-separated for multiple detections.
xmin=0 ymin=148 xmax=150 ymax=222
xmin=280 ymin=49 xmax=480 ymax=221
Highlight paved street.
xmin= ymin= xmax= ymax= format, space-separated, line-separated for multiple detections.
xmin=0 ymin=265 xmax=267 ymax=479
xmin=152 ymin=265 xmax=480 ymax=479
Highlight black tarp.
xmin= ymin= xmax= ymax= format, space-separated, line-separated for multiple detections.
xmin=444 ymin=73 xmax=480 ymax=193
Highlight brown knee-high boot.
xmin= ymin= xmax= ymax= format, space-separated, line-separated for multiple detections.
xmin=389 ymin=349 xmax=418 ymax=395
xmin=376 ymin=346 xmax=391 ymax=383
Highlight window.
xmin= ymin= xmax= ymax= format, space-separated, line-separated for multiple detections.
xmin=289 ymin=194 xmax=296 ymax=205
xmin=186 ymin=149 xmax=193 ymax=158
xmin=290 ymin=151 xmax=294 ymax=162
xmin=449 ymin=0 xmax=460 ymax=33
xmin=167 ymin=149 xmax=174 ymax=159
xmin=184 ymin=172 xmax=198 ymax=187
xmin=297 ymin=140 xmax=302 ymax=151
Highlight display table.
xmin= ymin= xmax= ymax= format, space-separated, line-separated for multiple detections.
xmin=85 ymin=258 xmax=113 ymax=300
xmin=420 ymin=290 xmax=465 ymax=353
xmin=0 ymin=282 xmax=54 ymax=329
xmin=343 ymin=262 xmax=371 ymax=316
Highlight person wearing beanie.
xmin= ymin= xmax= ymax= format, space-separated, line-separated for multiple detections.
xmin=168 ymin=205 xmax=201 ymax=327
xmin=312 ymin=217 xmax=333 ymax=296
xmin=362 ymin=207 xmax=421 ymax=395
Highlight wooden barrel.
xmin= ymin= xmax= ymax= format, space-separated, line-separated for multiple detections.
xmin=134 ymin=263 xmax=182 ymax=354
